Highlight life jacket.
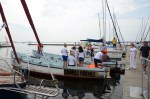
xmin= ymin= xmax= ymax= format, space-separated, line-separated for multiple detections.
xmin=103 ymin=49 xmax=108 ymax=54
xmin=112 ymin=39 xmax=116 ymax=44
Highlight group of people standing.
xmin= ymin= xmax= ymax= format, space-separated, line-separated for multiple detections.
xmin=128 ymin=41 xmax=150 ymax=74
xmin=61 ymin=43 xmax=86 ymax=68
xmin=61 ymin=43 xmax=110 ymax=68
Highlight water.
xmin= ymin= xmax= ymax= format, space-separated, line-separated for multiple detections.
xmin=0 ymin=43 xmax=123 ymax=99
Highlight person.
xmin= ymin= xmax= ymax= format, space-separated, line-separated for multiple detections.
xmin=70 ymin=46 xmax=76 ymax=57
xmin=37 ymin=44 xmax=43 ymax=58
xmin=94 ymin=50 xmax=103 ymax=68
xmin=139 ymin=41 xmax=150 ymax=74
xmin=100 ymin=43 xmax=107 ymax=51
xmin=127 ymin=43 xmax=137 ymax=70
xmin=112 ymin=37 xmax=117 ymax=49
xmin=61 ymin=43 xmax=68 ymax=68
xmin=77 ymin=46 xmax=85 ymax=67
xmin=68 ymin=52 xmax=76 ymax=67
xmin=86 ymin=44 xmax=91 ymax=56
xmin=102 ymin=50 xmax=110 ymax=62
xmin=88 ymin=44 xmax=94 ymax=61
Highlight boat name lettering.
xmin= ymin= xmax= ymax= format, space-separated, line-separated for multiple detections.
xmin=64 ymin=69 xmax=95 ymax=77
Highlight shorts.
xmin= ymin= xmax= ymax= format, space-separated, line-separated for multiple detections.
xmin=62 ymin=55 xmax=68 ymax=61
xmin=78 ymin=57 xmax=84 ymax=61
xmin=68 ymin=65 xmax=75 ymax=66
xmin=94 ymin=58 xmax=102 ymax=67
xmin=141 ymin=58 xmax=148 ymax=65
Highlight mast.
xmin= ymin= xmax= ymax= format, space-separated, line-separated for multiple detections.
xmin=0 ymin=3 xmax=20 ymax=63
xmin=20 ymin=0 xmax=42 ymax=47
xmin=98 ymin=13 xmax=101 ymax=39
xmin=113 ymin=8 xmax=116 ymax=40
xmin=109 ymin=21 xmax=110 ymax=41
xmin=102 ymin=0 xmax=105 ymax=40
xmin=105 ymin=0 xmax=120 ymax=44
xmin=104 ymin=0 xmax=106 ymax=41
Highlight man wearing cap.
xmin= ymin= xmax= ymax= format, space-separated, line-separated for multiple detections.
xmin=94 ymin=51 xmax=103 ymax=68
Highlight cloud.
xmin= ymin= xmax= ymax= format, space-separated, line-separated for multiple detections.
xmin=0 ymin=0 xmax=149 ymax=42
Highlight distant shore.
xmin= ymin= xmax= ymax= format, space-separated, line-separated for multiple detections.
xmin=28 ymin=43 xmax=80 ymax=46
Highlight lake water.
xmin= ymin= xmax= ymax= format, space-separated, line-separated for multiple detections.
xmin=0 ymin=43 xmax=123 ymax=99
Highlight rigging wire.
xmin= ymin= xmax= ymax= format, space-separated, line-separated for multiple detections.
xmin=135 ymin=19 xmax=143 ymax=42
xmin=105 ymin=0 xmax=121 ymax=44
xmin=140 ymin=16 xmax=150 ymax=42
xmin=113 ymin=14 xmax=124 ymax=44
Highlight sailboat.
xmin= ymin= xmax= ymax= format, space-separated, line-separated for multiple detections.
xmin=0 ymin=23 xmax=11 ymax=47
xmin=0 ymin=57 xmax=27 ymax=99
xmin=91 ymin=0 xmax=126 ymax=60
xmin=8 ymin=0 xmax=121 ymax=80
xmin=0 ymin=2 xmax=59 ymax=97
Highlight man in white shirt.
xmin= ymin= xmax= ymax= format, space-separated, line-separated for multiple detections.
xmin=61 ymin=43 xmax=68 ymax=68
xmin=94 ymin=51 xmax=103 ymax=68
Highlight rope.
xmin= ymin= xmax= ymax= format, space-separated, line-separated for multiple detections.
xmin=41 ymin=51 xmax=59 ymax=90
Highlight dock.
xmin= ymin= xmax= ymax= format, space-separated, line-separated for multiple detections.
xmin=123 ymin=47 xmax=148 ymax=99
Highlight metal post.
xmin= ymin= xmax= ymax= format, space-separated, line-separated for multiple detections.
xmin=141 ymin=59 xmax=144 ymax=96
xmin=148 ymin=60 xmax=150 ymax=99
xmin=42 ymin=95 xmax=44 ymax=99
xmin=34 ymin=94 xmax=36 ymax=99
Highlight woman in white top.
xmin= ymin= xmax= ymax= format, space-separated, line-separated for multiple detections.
xmin=77 ymin=46 xmax=85 ymax=67
xmin=129 ymin=43 xmax=137 ymax=69
xmin=68 ymin=52 xmax=76 ymax=66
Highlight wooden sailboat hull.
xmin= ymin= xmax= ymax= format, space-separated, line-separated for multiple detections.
xmin=11 ymin=52 xmax=107 ymax=80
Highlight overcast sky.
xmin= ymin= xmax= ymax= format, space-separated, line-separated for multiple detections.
xmin=0 ymin=0 xmax=150 ymax=42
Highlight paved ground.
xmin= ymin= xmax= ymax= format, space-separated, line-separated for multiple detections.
xmin=123 ymin=47 xmax=148 ymax=99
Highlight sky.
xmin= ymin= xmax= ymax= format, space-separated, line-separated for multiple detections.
xmin=0 ymin=0 xmax=150 ymax=42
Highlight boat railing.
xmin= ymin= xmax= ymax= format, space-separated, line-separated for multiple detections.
xmin=141 ymin=58 xmax=150 ymax=99
xmin=41 ymin=51 xmax=59 ymax=90
xmin=22 ymin=51 xmax=59 ymax=91
xmin=0 ymin=57 xmax=26 ymax=88
xmin=10 ymin=52 xmax=60 ymax=97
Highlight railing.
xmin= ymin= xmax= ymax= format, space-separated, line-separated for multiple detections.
xmin=11 ymin=52 xmax=60 ymax=97
xmin=0 ymin=57 xmax=25 ymax=88
xmin=141 ymin=58 xmax=150 ymax=99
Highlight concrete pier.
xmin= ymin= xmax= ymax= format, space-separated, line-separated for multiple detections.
xmin=123 ymin=47 xmax=148 ymax=99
